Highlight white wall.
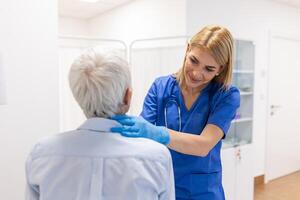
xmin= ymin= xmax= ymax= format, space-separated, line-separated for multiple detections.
xmin=88 ymin=0 xmax=186 ymax=45
xmin=0 ymin=54 xmax=7 ymax=105
xmin=0 ymin=1 xmax=59 ymax=199
xmin=187 ymin=0 xmax=300 ymax=176
xmin=59 ymin=16 xmax=89 ymax=36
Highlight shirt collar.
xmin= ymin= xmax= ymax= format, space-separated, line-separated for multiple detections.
xmin=78 ymin=117 xmax=121 ymax=133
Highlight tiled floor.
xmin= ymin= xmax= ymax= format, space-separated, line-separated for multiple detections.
xmin=254 ymin=171 xmax=300 ymax=200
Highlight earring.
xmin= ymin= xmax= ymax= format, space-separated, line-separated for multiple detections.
xmin=216 ymin=73 xmax=219 ymax=76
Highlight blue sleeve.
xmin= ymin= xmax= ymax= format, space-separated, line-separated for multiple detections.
xmin=140 ymin=81 xmax=158 ymax=125
xmin=207 ymin=87 xmax=240 ymax=138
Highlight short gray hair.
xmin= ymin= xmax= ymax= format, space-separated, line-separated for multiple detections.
xmin=69 ymin=49 xmax=131 ymax=118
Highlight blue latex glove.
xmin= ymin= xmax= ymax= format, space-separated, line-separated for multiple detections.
xmin=110 ymin=115 xmax=170 ymax=145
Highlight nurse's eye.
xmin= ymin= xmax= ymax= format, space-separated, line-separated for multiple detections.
xmin=189 ymin=57 xmax=198 ymax=64
xmin=205 ymin=66 xmax=215 ymax=72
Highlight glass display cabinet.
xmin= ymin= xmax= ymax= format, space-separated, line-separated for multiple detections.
xmin=221 ymin=40 xmax=255 ymax=200
xmin=223 ymin=40 xmax=255 ymax=148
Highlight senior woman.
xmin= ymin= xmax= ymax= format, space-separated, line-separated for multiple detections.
xmin=25 ymin=49 xmax=175 ymax=200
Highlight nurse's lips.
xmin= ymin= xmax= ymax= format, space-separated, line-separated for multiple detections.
xmin=188 ymin=74 xmax=201 ymax=83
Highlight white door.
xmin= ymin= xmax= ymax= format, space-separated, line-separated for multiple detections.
xmin=266 ymin=32 xmax=300 ymax=182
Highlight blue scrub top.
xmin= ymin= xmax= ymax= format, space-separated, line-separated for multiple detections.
xmin=141 ymin=75 xmax=240 ymax=200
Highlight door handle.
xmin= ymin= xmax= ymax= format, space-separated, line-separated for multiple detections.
xmin=270 ymin=105 xmax=281 ymax=109
xmin=270 ymin=105 xmax=282 ymax=116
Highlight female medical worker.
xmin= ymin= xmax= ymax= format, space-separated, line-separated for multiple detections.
xmin=111 ymin=25 xmax=240 ymax=200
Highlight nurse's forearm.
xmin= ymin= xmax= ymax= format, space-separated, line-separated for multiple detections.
xmin=167 ymin=131 xmax=210 ymax=156
xmin=167 ymin=124 xmax=224 ymax=157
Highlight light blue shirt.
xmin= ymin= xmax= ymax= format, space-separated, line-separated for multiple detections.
xmin=25 ymin=118 xmax=175 ymax=200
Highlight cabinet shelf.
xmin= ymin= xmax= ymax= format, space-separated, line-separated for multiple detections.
xmin=233 ymin=70 xmax=254 ymax=74
xmin=240 ymin=92 xmax=253 ymax=96
xmin=232 ymin=117 xmax=252 ymax=123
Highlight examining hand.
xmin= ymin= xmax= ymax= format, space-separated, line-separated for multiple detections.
xmin=110 ymin=115 xmax=170 ymax=145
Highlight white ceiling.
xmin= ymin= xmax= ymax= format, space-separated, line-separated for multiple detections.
xmin=58 ymin=0 xmax=135 ymax=19
xmin=271 ymin=0 xmax=300 ymax=8
xmin=59 ymin=0 xmax=300 ymax=20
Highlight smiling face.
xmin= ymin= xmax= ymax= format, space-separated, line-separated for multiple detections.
xmin=183 ymin=46 xmax=222 ymax=92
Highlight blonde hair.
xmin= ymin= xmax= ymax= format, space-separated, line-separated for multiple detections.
xmin=69 ymin=49 xmax=131 ymax=118
xmin=175 ymin=25 xmax=234 ymax=89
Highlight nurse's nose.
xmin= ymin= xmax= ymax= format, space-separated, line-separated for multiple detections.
xmin=192 ymin=70 xmax=203 ymax=79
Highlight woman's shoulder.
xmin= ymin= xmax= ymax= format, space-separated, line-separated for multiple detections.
xmin=148 ymin=75 xmax=177 ymax=99
xmin=153 ymin=74 xmax=177 ymax=87
xmin=210 ymin=82 xmax=240 ymax=96
xmin=210 ymin=82 xmax=240 ymax=104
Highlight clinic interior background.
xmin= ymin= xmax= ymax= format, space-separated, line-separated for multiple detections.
xmin=1 ymin=0 xmax=300 ymax=199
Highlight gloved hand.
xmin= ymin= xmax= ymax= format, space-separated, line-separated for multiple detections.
xmin=110 ymin=115 xmax=170 ymax=145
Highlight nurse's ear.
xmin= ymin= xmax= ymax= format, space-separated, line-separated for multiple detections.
xmin=216 ymin=65 xmax=224 ymax=77
xmin=120 ymin=87 xmax=132 ymax=114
